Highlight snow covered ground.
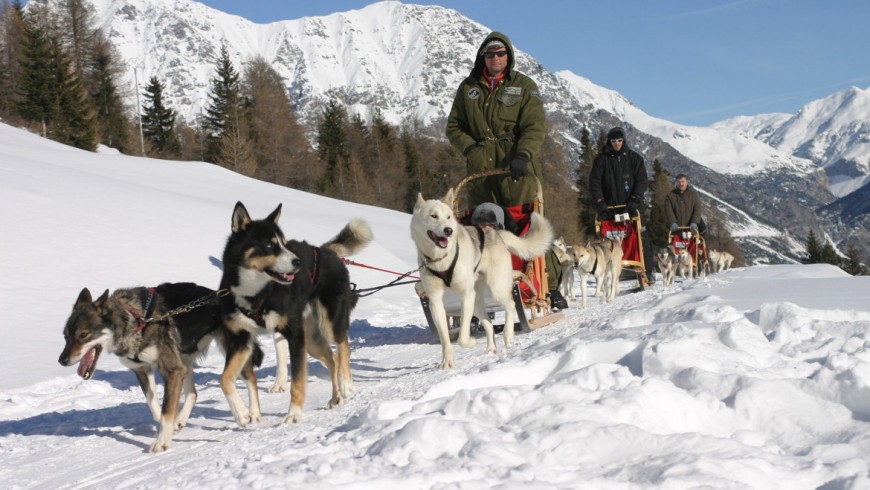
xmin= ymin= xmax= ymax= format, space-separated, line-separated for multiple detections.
xmin=2 ymin=122 xmax=870 ymax=489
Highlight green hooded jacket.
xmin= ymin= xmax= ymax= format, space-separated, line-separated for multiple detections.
xmin=446 ymin=32 xmax=546 ymax=208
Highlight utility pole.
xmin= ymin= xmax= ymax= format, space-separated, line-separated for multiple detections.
xmin=131 ymin=58 xmax=145 ymax=156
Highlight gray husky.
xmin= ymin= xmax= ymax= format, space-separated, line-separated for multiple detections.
xmin=58 ymin=283 xmax=261 ymax=452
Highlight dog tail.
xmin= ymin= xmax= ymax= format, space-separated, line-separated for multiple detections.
xmin=323 ymin=217 xmax=374 ymax=257
xmin=498 ymin=212 xmax=554 ymax=260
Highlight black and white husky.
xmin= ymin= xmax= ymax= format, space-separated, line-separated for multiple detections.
xmin=58 ymin=282 xmax=261 ymax=452
xmin=411 ymin=189 xmax=554 ymax=369
xmin=217 ymin=202 xmax=372 ymax=427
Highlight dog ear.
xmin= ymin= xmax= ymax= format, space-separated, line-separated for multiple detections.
xmin=232 ymin=202 xmax=252 ymax=233
xmin=95 ymin=289 xmax=109 ymax=307
xmin=75 ymin=288 xmax=93 ymax=307
xmin=416 ymin=192 xmax=425 ymax=206
xmin=266 ymin=203 xmax=282 ymax=225
xmin=442 ymin=188 xmax=455 ymax=205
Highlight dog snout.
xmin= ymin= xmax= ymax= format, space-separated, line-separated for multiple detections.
xmin=443 ymin=227 xmax=453 ymax=237
xmin=58 ymin=350 xmax=69 ymax=366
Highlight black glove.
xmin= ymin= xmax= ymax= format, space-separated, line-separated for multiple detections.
xmin=625 ymin=203 xmax=638 ymax=217
xmin=508 ymin=154 xmax=529 ymax=181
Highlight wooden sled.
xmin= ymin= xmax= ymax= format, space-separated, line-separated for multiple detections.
xmin=595 ymin=204 xmax=652 ymax=293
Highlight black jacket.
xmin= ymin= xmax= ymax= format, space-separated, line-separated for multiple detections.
xmin=589 ymin=141 xmax=648 ymax=210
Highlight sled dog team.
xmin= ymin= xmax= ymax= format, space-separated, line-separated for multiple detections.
xmin=58 ymin=195 xmax=731 ymax=452
xmin=59 ymin=201 xmax=373 ymax=452
xmin=654 ymin=246 xmax=734 ymax=286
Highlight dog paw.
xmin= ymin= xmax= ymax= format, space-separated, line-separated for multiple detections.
xmin=268 ymin=383 xmax=287 ymax=393
xmin=283 ymin=408 xmax=303 ymax=424
xmin=327 ymin=396 xmax=345 ymax=409
xmin=458 ymin=337 xmax=475 ymax=348
xmin=234 ymin=410 xmax=251 ymax=427
xmin=149 ymin=440 xmax=170 ymax=453
xmin=485 ymin=346 xmax=497 ymax=355
xmin=439 ymin=358 xmax=454 ymax=370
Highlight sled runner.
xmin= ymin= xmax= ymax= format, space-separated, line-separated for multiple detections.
xmin=670 ymin=226 xmax=707 ymax=278
xmin=595 ymin=204 xmax=651 ymax=292
xmin=417 ymin=170 xmax=563 ymax=340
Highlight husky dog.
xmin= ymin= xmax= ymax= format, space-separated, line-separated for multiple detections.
xmin=656 ymin=246 xmax=677 ymax=286
xmin=58 ymin=283 xmax=261 ymax=452
xmin=552 ymin=237 xmax=575 ymax=301
xmin=217 ymin=202 xmax=372 ymax=428
xmin=675 ymin=248 xmax=695 ymax=280
xmin=571 ymin=242 xmax=605 ymax=309
xmin=600 ymin=237 xmax=624 ymax=303
xmin=411 ymin=190 xmax=553 ymax=369
xmin=708 ymin=249 xmax=735 ymax=273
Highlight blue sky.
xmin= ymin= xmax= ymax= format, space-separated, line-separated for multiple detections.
xmin=199 ymin=0 xmax=870 ymax=126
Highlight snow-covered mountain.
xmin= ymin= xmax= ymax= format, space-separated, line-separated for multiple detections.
xmin=713 ymin=86 xmax=870 ymax=198
xmin=29 ymin=0 xmax=870 ymax=263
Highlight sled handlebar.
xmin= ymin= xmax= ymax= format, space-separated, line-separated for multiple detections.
xmin=452 ymin=170 xmax=544 ymax=217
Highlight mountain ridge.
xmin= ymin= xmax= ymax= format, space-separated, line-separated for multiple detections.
xmin=31 ymin=0 xmax=870 ymax=264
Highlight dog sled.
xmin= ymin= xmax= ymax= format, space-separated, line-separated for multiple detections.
xmin=594 ymin=204 xmax=652 ymax=291
xmin=416 ymin=170 xmax=564 ymax=339
xmin=670 ymin=226 xmax=707 ymax=278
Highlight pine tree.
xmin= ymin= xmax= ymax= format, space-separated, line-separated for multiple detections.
xmin=842 ymin=245 xmax=865 ymax=276
xmin=803 ymin=229 xmax=822 ymax=264
xmin=539 ymin=127 xmax=581 ymax=243
xmin=202 ymin=44 xmax=242 ymax=163
xmin=15 ymin=9 xmax=57 ymax=136
xmin=46 ymin=33 xmax=95 ymax=150
xmin=88 ymin=35 xmax=128 ymax=152
xmin=0 ymin=0 xmax=27 ymax=120
xmin=820 ymin=243 xmax=839 ymax=266
xmin=55 ymin=0 xmax=97 ymax=78
xmin=242 ymin=57 xmax=310 ymax=188
xmin=316 ymin=98 xmax=350 ymax=197
xmin=576 ymin=126 xmax=597 ymax=238
xmin=216 ymin=106 xmax=257 ymax=175
xmin=141 ymin=75 xmax=179 ymax=157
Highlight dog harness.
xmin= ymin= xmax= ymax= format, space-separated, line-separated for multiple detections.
xmin=576 ymin=254 xmax=599 ymax=275
xmin=126 ymin=287 xmax=157 ymax=335
xmin=424 ymin=226 xmax=485 ymax=287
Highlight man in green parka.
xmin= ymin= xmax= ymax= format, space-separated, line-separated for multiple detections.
xmin=446 ymin=31 xmax=566 ymax=310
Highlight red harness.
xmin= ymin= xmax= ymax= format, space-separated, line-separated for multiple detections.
xmin=126 ymin=287 xmax=156 ymax=335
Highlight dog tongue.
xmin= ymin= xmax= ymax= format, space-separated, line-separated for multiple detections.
xmin=77 ymin=348 xmax=96 ymax=379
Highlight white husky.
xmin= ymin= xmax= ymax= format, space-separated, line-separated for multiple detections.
xmin=570 ymin=237 xmax=623 ymax=307
xmin=411 ymin=190 xmax=554 ymax=369
xmin=708 ymin=249 xmax=735 ymax=272
xmin=675 ymin=248 xmax=695 ymax=280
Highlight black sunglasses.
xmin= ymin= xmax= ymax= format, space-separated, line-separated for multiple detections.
xmin=484 ymin=50 xmax=508 ymax=59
